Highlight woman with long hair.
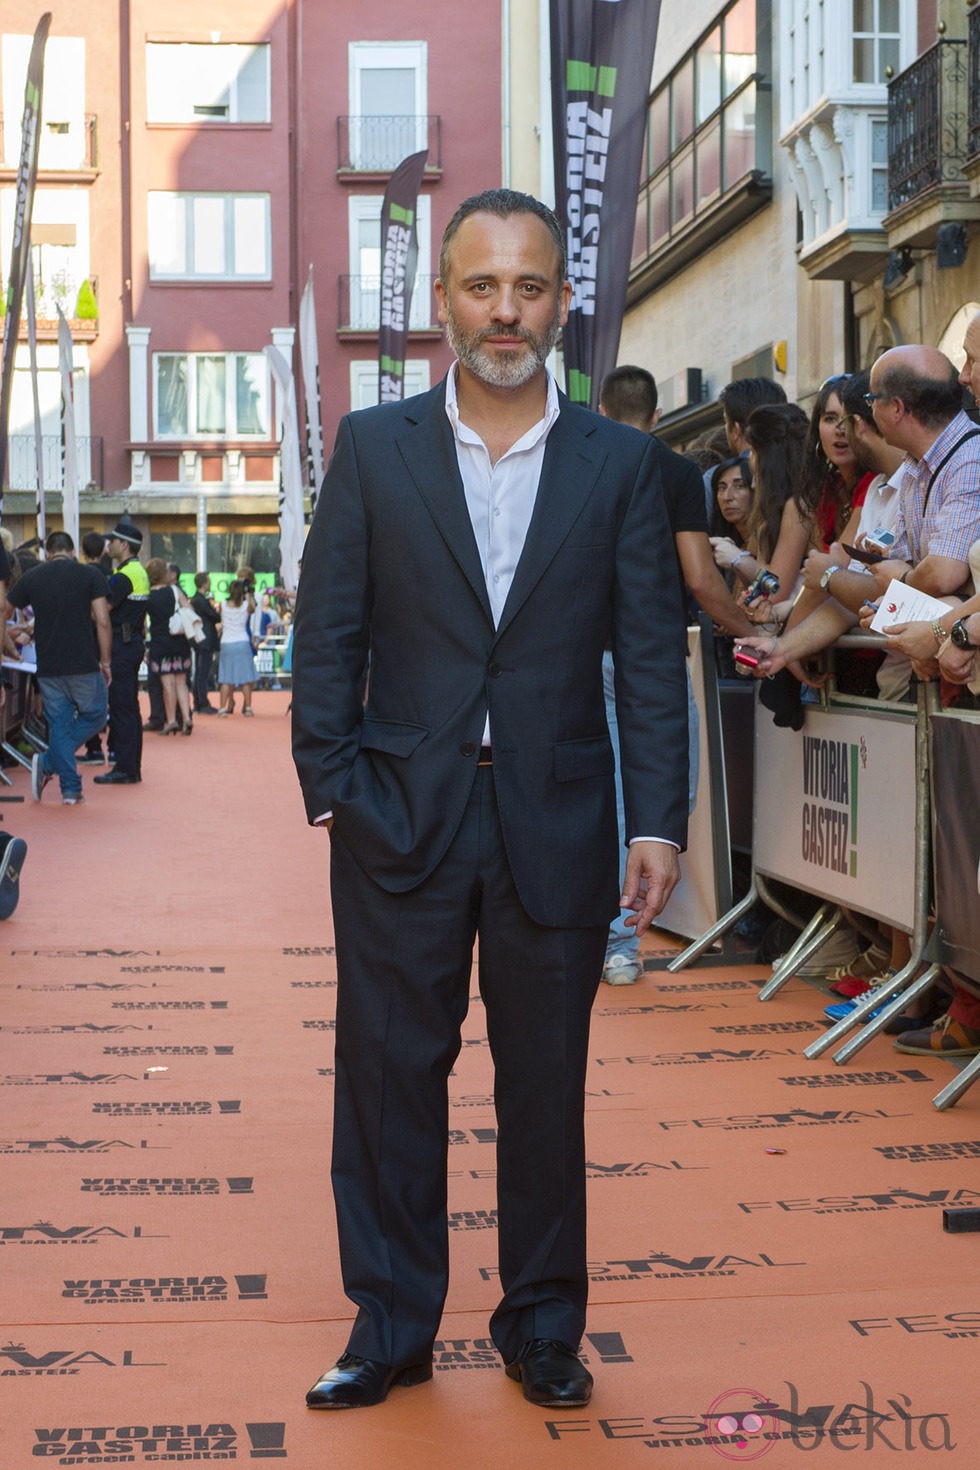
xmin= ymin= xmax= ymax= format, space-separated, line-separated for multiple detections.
xmin=710 ymin=402 xmax=811 ymax=602
xmin=145 ymin=558 xmax=193 ymax=735
xmin=217 ymin=578 xmax=257 ymax=716
xmin=800 ymin=374 xmax=862 ymax=548
xmin=710 ymin=455 xmax=753 ymax=548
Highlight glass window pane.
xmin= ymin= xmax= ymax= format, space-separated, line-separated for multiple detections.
xmin=189 ymin=47 xmax=231 ymax=119
xmin=157 ymin=356 xmax=188 ymax=436
xmin=648 ymin=90 xmax=669 ymax=171
xmin=193 ymin=197 xmax=226 ymax=275
xmin=671 ymin=147 xmax=694 ymax=227
xmin=233 ymin=197 xmax=268 ymax=276
xmin=650 ymin=172 xmax=670 ymax=245
xmin=880 ymin=0 xmax=900 ymax=30
xmin=197 ymin=356 xmax=226 ymax=435
xmin=871 ymin=168 xmax=888 ymax=212
xmin=852 ymin=38 xmax=874 ymax=83
xmin=236 ymin=355 xmax=267 ymax=434
xmin=853 ymin=0 xmax=874 ymax=32
xmin=236 ymin=45 xmax=270 ymax=122
xmin=361 ymin=66 xmax=415 ymax=117
xmin=879 ymin=38 xmax=900 ymax=78
xmin=723 ymin=83 xmax=756 ymax=188
xmin=697 ymin=29 xmax=722 ymax=125
xmin=724 ymin=0 xmax=756 ymax=97
xmin=871 ymin=119 xmax=888 ymax=164
xmin=671 ymin=59 xmax=694 ymax=148
xmin=632 ymin=190 xmax=649 ymax=263
xmin=148 ymin=194 xmax=185 ymax=275
xmin=696 ymin=120 xmax=721 ymax=208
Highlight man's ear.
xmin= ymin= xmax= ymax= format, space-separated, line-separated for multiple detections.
xmin=434 ymin=277 xmax=448 ymax=325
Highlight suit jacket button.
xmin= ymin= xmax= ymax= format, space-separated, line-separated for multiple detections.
xmin=488 ymin=662 xmax=502 ymax=678
xmin=460 ymin=741 xmax=476 ymax=757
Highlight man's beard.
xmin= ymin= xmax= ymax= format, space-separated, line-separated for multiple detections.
xmin=444 ymin=299 xmax=562 ymax=388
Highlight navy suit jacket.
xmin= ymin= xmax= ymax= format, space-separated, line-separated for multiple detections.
xmin=291 ymin=377 xmax=689 ymax=928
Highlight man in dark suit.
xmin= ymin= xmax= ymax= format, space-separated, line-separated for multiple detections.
xmin=292 ymin=190 xmax=689 ymax=1412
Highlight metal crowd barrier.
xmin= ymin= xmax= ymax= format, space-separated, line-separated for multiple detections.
xmin=669 ymin=628 xmax=979 ymax=1109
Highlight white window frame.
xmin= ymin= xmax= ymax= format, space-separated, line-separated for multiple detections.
xmin=348 ymin=40 xmax=428 ymax=167
xmin=349 ymin=358 xmax=430 ymax=411
xmin=152 ymin=351 xmax=270 ymax=440
xmin=347 ymin=193 xmax=433 ymax=331
xmin=145 ymin=42 xmax=271 ymax=124
xmin=148 ymin=192 xmax=271 ymax=281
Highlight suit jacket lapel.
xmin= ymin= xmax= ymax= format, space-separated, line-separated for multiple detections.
xmin=394 ymin=383 xmax=494 ymax=627
xmin=495 ymin=401 xmax=604 ymax=641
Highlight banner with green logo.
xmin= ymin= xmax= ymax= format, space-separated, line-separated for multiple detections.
xmin=378 ymin=149 xmax=428 ymax=403
xmin=0 ymin=12 xmax=51 ymax=514
xmin=549 ymin=0 xmax=661 ymax=408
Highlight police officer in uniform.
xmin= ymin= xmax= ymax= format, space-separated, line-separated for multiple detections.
xmin=95 ymin=519 xmax=148 ymax=786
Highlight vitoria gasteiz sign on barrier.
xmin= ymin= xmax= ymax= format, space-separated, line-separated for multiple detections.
xmin=752 ymin=704 xmax=917 ymax=931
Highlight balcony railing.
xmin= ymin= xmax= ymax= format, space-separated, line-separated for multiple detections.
xmin=0 ymin=113 xmax=98 ymax=171
xmin=338 ymin=274 xmax=437 ymax=333
xmin=887 ymin=40 xmax=968 ymax=211
xmin=969 ymin=5 xmax=980 ymax=161
xmin=336 ymin=115 xmax=441 ymax=172
xmin=6 ymin=435 xmax=104 ymax=493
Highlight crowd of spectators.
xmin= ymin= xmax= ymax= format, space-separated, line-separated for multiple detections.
xmin=1 ymin=534 xmax=294 ymax=790
xmin=660 ymin=319 xmax=980 ymax=1063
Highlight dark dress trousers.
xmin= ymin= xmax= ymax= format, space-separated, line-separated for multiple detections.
xmin=292 ymin=378 xmax=689 ymax=1367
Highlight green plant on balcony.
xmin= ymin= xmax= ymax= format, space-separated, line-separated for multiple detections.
xmin=74 ymin=279 xmax=98 ymax=320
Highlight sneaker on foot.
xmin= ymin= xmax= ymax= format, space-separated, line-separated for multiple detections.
xmin=62 ymin=794 xmax=85 ymax=806
xmin=893 ymin=1013 xmax=980 ymax=1057
xmin=30 ymin=753 xmax=50 ymax=803
xmin=823 ymin=970 xmax=897 ymax=1024
xmin=602 ymin=955 xmax=642 ymax=986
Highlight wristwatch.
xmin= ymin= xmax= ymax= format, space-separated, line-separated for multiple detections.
xmin=819 ymin=564 xmax=841 ymax=590
xmin=950 ymin=617 xmax=980 ymax=650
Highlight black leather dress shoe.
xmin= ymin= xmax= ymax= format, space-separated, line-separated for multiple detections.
xmin=305 ymin=1352 xmax=432 ymax=1409
xmin=505 ymin=1339 xmax=593 ymax=1407
xmin=93 ymin=769 xmax=141 ymax=785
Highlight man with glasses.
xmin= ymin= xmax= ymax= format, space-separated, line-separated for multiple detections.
xmin=861 ymin=344 xmax=980 ymax=609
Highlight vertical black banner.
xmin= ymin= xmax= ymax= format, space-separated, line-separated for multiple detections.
xmin=378 ymin=149 xmax=428 ymax=403
xmin=0 ymin=12 xmax=51 ymax=513
xmin=550 ymin=0 xmax=662 ymax=408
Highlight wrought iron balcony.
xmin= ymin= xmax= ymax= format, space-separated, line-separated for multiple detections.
xmin=6 ymin=435 xmax=104 ymax=492
xmin=887 ymin=40 xmax=968 ymax=211
xmin=336 ymin=115 xmax=441 ymax=173
xmin=338 ymin=274 xmax=437 ymax=333
xmin=968 ymin=4 xmax=980 ymax=163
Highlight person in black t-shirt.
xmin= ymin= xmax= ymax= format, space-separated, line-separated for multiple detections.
xmin=0 ymin=537 xmax=28 ymax=913
xmin=7 ymin=530 xmax=111 ymax=806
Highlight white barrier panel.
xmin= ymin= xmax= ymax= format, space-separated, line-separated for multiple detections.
xmin=656 ymin=626 xmax=722 ymax=941
xmin=753 ymin=698 xmax=916 ymax=931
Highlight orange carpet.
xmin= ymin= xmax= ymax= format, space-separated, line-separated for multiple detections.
xmin=0 ymin=692 xmax=975 ymax=1467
